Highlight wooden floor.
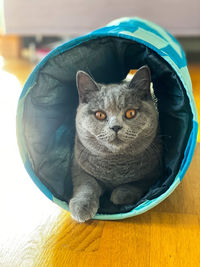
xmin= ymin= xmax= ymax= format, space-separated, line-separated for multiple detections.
xmin=0 ymin=58 xmax=199 ymax=266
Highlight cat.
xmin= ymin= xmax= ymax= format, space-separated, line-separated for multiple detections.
xmin=69 ymin=66 xmax=163 ymax=222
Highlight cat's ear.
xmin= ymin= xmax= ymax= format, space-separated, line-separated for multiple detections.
xmin=129 ymin=66 xmax=151 ymax=99
xmin=76 ymin=71 xmax=99 ymax=103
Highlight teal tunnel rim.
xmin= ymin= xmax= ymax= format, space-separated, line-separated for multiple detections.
xmin=16 ymin=17 xmax=198 ymax=220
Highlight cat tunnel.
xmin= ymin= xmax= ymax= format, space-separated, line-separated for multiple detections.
xmin=17 ymin=17 xmax=198 ymax=220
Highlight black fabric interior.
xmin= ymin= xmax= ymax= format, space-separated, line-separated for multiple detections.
xmin=23 ymin=37 xmax=192 ymax=214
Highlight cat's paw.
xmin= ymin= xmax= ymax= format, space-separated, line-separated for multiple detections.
xmin=69 ymin=197 xmax=98 ymax=223
xmin=110 ymin=186 xmax=143 ymax=205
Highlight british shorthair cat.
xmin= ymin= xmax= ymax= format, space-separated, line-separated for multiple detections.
xmin=69 ymin=66 xmax=163 ymax=222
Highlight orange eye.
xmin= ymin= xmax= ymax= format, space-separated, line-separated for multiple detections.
xmin=125 ymin=109 xmax=136 ymax=119
xmin=95 ymin=111 xmax=107 ymax=120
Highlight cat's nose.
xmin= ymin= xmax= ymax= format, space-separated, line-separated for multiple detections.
xmin=111 ymin=125 xmax=122 ymax=133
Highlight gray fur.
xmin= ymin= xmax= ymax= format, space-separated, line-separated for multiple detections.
xmin=69 ymin=66 xmax=163 ymax=222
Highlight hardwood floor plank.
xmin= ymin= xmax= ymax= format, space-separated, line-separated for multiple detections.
xmin=150 ymin=212 xmax=200 ymax=267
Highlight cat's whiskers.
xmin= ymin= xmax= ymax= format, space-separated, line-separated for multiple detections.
xmin=97 ymin=130 xmax=116 ymax=142
xmin=96 ymin=132 xmax=108 ymax=140
xmin=119 ymin=130 xmax=137 ymax=141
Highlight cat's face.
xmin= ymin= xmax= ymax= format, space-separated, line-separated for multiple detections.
xmin=75 ymin=66 xmax=159 ymax=155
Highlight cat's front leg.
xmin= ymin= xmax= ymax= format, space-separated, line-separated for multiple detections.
xmin=69 ymin=182 xmax=102 ymax=223
xmin=110 ymin=184 xmax=145 ymax=205
xmin=69 ymin=166 xmax=103 ymax=222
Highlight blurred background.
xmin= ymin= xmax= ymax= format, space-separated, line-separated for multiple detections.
xmin=0 ymin=0 xmax=200 ymax=66
xmin=0 ymin=1 xmax=200 ymax=266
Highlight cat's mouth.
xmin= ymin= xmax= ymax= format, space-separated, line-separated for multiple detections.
xmin=110 ymin=136 xmax=123 ymax=145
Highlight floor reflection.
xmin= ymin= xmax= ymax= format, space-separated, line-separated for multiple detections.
xmin=0 ymin=56 xmax=64 ymax=266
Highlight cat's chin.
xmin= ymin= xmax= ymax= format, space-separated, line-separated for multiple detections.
xmin=106 ymin=140 xmax=129 ymax=154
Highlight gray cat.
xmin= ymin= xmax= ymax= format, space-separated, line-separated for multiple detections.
xmin=69 ymin=66 xmax=163 ymax=222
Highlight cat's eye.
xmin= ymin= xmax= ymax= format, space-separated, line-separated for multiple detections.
xmin=125 ymin=109 xmax=136 ymax=119
xmin=95 ymin=111 xmax=107 ymax=120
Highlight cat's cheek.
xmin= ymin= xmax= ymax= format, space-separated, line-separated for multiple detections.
xmin=79 ymin=117 xmax=95 ymax=132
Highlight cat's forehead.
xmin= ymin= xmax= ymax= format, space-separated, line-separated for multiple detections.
xmin=98 ymin=83 xmax=139 ymax=110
